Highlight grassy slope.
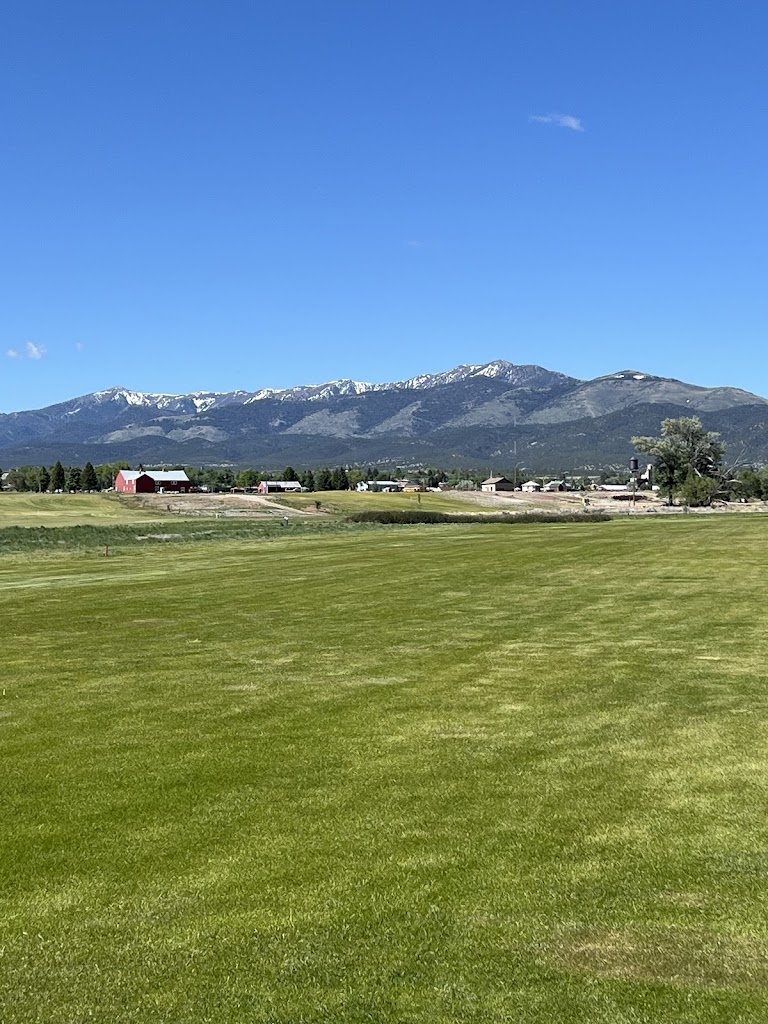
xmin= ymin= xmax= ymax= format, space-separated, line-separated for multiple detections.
xmin=0 ymin=493 xmax=163 ymax=526
xmin=3 ymin=517 xmax=768 ymax=1022
xmin=274 ymin=489 xmax=492 ymax=514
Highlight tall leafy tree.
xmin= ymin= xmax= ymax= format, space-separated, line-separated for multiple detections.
xmin=51 ymin=461 xmax=66 ymax=492
xmin=282 ymin=466 xmax=298 ymax=481
xmin=39 ymin=466 xmax=51 ymax=492
xmin=632 ymin=417 xmax=725 ymax=505
xmin=236 ymin=469 xmax=261 ymax=488
xmin=6 ymin=468 xmax=30 ymax=491
xmin=301 ymin=469 xmax=315 ymax=492
xmin=95 ymin=461 xmax=129 ymax=489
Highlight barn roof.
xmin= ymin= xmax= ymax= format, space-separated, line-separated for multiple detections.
xmin=149 ymin=471 xmax=190 ymax=483
xmin=119 ymin=470 xmax=189 ymax=482
xmin=482 ymin=476 xmax=512 ymax=485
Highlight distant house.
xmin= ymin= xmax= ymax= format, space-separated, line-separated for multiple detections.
xmin=481 ymin=476 xmax=515 ymax=493
xmin=115 ymin=470 xmax=190 ymax=494
xmin=356 ymin=480 xmax=401 ymax=492
xmin=521 ymin=480 xmax=541 ymax=493
xmin=257 ymin=480 xmax=302 ymax=494
xmin=542 ymin=480 xmax=567 ymax=492
xmin=401 ymin=481 xmax=427 ymax=492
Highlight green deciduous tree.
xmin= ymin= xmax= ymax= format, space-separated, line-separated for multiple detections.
xmin=6 ymin=468 xmax=31 ymax=491
xmin=236 ymin=469 xmax=261 ymax=489
xmin=632 ymin=416 xmax=725 ymax=505
xmin=678 ymin=470 xmax=719 ymax=508
xmin=96 ymin=461 xmax=129 ymax=489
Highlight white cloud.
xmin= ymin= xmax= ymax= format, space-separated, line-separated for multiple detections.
xmin=6 ymin=342 xmax=47 ymax=361
xmin=530 ymin=113 xmax=584 ymax=132
xmin=25 ymin=342 xmax=46 ymax=360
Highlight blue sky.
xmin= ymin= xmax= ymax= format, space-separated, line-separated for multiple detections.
xmin=2 ymin=0 xmax=767 ymax=411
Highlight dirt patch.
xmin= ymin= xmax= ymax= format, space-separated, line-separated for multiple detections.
xmin=550 ymin=926 xmax=768 ymax=990
xmin=131 ymin=492 xmax=317 ymax=519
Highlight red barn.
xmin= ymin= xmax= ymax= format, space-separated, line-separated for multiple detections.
xmin=115 ymin=470 xmax=190 ymax=494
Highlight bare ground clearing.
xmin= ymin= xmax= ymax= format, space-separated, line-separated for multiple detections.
xmin=446 ymin=489 xmax=768 ymax=516
xmin=130 ymin=489 xmax=768 ymax=520
xmin=131 ymin=492 xmax=318 ymax=519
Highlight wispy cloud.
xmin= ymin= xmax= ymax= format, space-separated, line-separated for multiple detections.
xmin=75 ymin=341 xmax=85 ymax=352
xmin=6 ymin=342 xmax=47 ymax=361
xmin=530 ymin=113 xmax=584 ymax=132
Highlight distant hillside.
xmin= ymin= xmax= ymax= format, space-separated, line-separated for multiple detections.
xmin=1 ymin=361 xmax=766 ymax=470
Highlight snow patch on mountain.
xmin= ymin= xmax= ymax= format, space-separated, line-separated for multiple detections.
xmin=56 ymin=362 xmax=578 ymax=419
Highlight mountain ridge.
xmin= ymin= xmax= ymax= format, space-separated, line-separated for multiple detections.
xmin=1 ymin=360 xmax=766 ymax=470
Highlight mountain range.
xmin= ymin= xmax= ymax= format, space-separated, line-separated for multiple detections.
xmin=2 ymin=361 xmax=767 ymax=471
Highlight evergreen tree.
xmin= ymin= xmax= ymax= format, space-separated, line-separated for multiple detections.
xmin=331 ymin=466 xmax=349 ymax=490
xmin=282 ymin=466 xmax=298 ymax=481
xmin=301 ymin=469 xmax=315 ymax=491
xmin=51 ymin=461 xmax=66 ymax=492
xmin=66 ymin=466 xmax=82 ymax=492
xmin=39 ymin=466 xmax=51 ymax=492
xmin=315 ymin=467 xmax=333 ymax=491
xmin=82 ymin=462 xmax=99 ymax=491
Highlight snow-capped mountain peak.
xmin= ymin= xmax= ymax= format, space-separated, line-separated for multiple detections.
xmin=64 ymin=361 xmax=577 ymax=418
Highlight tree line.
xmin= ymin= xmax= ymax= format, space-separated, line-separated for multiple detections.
xmin=1 ymin=461 xmax=121 ymax=493
xmin=191 ymin=465 xmax=459 ymax=492
xmin=0 ymin=461 xmax=457 ymax=493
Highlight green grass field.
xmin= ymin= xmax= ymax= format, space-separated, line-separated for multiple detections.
xmin=0 ymin=493 xmax=163 ymax=526
xmin=3 ymin=516 xmax=768 ymax=1022
xmin=273 ymin=488 xmax=492 ymax=514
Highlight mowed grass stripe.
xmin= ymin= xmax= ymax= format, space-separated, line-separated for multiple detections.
xmin=2 ymin=518 xmax=768 ymax=1022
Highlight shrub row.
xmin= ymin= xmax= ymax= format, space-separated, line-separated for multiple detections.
xmin=0 ymin=518 xmax=349 ymax=554
xmin=345 ymin=510 xmax=611 ymax=525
